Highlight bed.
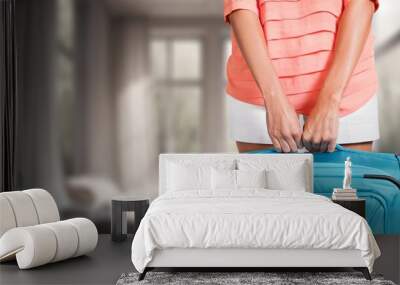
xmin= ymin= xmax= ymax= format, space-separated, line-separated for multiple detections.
xmin=131 ymin=154 xmax=380 ymax=281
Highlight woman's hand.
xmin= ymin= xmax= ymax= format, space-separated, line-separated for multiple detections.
xmin=229 ymin=10 xmax=302 ymax=153
xmin=302 ymin=0 xmax=374 ymax=153
xmin=302 ymin=96 xmax=340 ymax=152
xmin=265 ymin=94 xmax=302 ymax=153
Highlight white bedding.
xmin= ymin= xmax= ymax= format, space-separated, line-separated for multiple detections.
xmin=131 ymin=189 xmax=380 ymax=273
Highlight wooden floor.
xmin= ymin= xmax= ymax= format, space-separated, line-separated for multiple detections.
xmin=0 ymin=234 xmax=133 ymax=285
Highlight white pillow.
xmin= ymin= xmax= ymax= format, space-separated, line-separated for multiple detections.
xmin=165 ymin=159 xmax=236 ymax=192
xmin=167 ymin=163 xmax=211 ymax=191
xmin=266 ymin=165 xmax=307 ymax=191
xmin=236 ymin=169 xmax=267 ymax=189
xmin=237 ymin=159 xmax=309 ymax=191
xmin=211 ymin=169 xmax=268 ymax=190
xmin=211 ymin=168 xmax=236 ymax=190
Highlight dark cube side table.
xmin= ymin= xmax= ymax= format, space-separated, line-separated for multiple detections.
xmin=332 ymin=198 xmax=366 ymax=218
xmin=111 ymin=196 xmax=150 ymax=242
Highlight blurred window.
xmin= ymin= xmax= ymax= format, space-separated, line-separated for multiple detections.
xmin=150 ymin=37 xmax=203 ymax=153
xmin=171 ymin=40 xmax=202 ymax=80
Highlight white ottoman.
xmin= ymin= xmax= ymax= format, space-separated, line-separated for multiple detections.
xmin=0 ymin=189 xmax=98 ymax=269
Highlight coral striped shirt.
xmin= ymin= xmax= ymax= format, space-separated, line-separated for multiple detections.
xmin=224 ymin=0 xmax=379 ymax=116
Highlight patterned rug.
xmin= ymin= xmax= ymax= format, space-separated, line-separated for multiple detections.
xmin=116 ymin=271 xmax=396 ymax=285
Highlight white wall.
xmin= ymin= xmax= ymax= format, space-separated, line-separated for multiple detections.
xmin=373 ymin=0 xmax=400 ymax=153
xmin=111 ymin=18 xmax=159 ymax=197
xmin=75 ymin=0 xmax=117 ymax=181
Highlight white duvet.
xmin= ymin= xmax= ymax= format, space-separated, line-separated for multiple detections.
xmin=131 ymin=189 xmax=380 ymax=273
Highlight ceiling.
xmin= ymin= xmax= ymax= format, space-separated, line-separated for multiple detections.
xmin=106 ymin=0 xmax=223 ymax=17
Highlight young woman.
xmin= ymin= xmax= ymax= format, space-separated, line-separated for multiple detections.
xmin=224 ymin=0 xmax=380 ymax=153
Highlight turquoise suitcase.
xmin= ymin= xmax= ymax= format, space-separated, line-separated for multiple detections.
xmin=249 ymin=145 xmax=400 ymax=234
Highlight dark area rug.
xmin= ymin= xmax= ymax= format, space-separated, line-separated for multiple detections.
xmin=116 ymin=271 xmax=396 ymax=285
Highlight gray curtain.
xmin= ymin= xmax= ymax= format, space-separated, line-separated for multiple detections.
xmin=0 ymin=0 xmax=17 ymax=192
xmin=14 ymin=0 xmax=66 ymax=206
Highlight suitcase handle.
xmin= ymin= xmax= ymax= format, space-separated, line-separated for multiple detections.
xmin=363 ymin=174 xmax=400 ymax=190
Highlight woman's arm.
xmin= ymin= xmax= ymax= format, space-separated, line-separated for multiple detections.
xmin=302 ymin=0 xmax=375 ymax=152
xmin=229 ymin=10 xmax=302 ymax=152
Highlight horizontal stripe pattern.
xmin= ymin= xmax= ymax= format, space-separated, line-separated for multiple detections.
xmin=228 ymin=62 xmax=377 ymax=98
xmin=261 ymin=0 xmax=342 ymax=21
xmin=228 ymin=45 xmax=374 ymax=79
xmin=267 ymin=31 xmax=335 ymax=59
xmin=224 ymin=0 xmax=379 ymax=116
xmin=263 ymin=12 xmax=338 ymax=40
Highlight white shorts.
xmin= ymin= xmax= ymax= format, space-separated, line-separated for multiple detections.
xmin=227 ymin=95 xmax=380 ymax=144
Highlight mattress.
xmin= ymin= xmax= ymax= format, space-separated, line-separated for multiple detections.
xmin=131 ymin=189 xmax=380 ymax=273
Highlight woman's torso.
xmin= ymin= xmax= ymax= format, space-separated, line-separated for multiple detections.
xmin=226 ymin=0 xmax=378 ymax=116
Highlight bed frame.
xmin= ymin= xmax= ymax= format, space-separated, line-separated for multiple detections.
xmin=140 ymin=248 xmax=371 ymax=280
xmin=138 ymin=154 xmax=371 ymax=281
